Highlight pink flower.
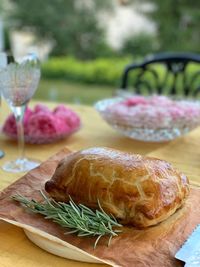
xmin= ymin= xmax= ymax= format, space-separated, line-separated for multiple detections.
xmin=3 ymin=104 xmax=81 ymax=144
xmin=123 ymin=96 xmax=147 ymax=106
xmin=24 ymin=108 xmax=34 ymax=134
xmin=169 ymin=106 xmax=185 ymax=119
xmin=54 ymin=105 xmax=81 ymax=128
xmin=54 ymin=104 xmax=69 ymax=113
xmin=150 ymin=96 xmax=173 ymax=105
xmin=28 ymin=113 xmax=72 ymax=137
xmin=106 ymin=95 xmax=200 ymax=129
xmin=34 ymin=104 xmax=51 ymax=114
xmin=27 ymin=112 xmax=60 ymax=137
xmin=3 ymin=107 xmax=33 ymax=135
xmin=3 ymin=114 xmax=16 ymax=135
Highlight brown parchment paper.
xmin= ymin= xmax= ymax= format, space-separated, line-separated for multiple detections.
xmin=0 ymin=148 xmax=199 ymax=267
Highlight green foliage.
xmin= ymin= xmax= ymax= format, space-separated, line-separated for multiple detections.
xmin=9 ymin=0 xmax=114 ymax=59
xmin=42 ymin=56 xmax=132 ymax=86
xmin=120 ymin=32 xmax=158 ymax=56
xmin=42 ymin=56 xmax=200 ymax=95
xmin=3 ymin=27 xmax=11 ymax=51
xmin=135 ymin=0 xmax=200 ymax=52
xmin=5 ymin=0 xmax=200 ymax=58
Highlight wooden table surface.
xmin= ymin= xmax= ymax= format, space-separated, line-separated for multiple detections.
xmin=0 ymin=100 xmax=199 ymax=267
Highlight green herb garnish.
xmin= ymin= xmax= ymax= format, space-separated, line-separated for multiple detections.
xmin=12 ymin=191 xmax=122 ymax=248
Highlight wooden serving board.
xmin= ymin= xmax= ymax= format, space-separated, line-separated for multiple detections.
xmin=0 ymin=148 xmax=199 ymax=267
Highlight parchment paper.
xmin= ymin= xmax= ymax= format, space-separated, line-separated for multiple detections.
xmin=0 ymin=148 xmax=199 ymax=267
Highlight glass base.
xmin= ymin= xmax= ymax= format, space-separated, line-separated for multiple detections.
xmin=0 ymin=150 xmax=5 ymax=159
xmin=2 ymin=158 xmax=40 ymax=173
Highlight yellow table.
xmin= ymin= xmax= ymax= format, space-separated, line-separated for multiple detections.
xmin=0 ymin=100 xmax=199 ymax=267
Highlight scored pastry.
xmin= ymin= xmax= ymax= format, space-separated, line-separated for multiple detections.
xmin=45 ymin=147 xmax=189 ymax=228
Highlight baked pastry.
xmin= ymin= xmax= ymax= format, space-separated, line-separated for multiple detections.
xmin=45 ymin=147 xmax=189 ymax=228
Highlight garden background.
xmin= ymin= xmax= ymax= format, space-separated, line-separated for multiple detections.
xmin=0 ymin=0 xmax=200 ymax=104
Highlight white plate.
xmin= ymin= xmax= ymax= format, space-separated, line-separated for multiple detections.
xmin=24 ymin=230 xmax=103 ymax=264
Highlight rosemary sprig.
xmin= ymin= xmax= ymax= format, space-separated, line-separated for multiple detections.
xmin=12 ymin=191 xmax=122 ymax=248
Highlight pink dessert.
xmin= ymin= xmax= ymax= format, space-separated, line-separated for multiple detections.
xmin=3 ymin=104 xmax=81 ymax=144
xmin=106 ymin=95 xmax=200 ymax=129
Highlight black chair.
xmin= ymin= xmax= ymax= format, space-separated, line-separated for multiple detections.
xmin=120 ymin=52 xmax=200 ymax=96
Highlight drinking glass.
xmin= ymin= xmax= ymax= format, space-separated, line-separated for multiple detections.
xmin=0 ymin=53 xmax=41 ymax=172
xmin=0 ymin=52 xmax=8 ymax=159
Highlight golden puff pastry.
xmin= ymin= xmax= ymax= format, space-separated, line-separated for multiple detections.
xmin=45 ymin=147 xmax=189 ymax=228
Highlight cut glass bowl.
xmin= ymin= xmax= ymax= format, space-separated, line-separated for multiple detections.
xmin=95 ymin=96 xmax=200 ymax=142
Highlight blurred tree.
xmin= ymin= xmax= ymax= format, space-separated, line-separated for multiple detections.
xmin=0 ymin=0 xmax=11 ymax=51
xmin=120 ymin=32 xmax=157 ymax=56
xmin=8 ymin=0 xmax=114 ymax=59
xmin=134 ymin=0 xmax=200 ymax=52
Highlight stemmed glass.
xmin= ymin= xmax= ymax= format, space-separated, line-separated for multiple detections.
xmin=0 ymin=53 xmax=41 ymax=173
xmin=0 ymin=52 xmax=8 ymax=159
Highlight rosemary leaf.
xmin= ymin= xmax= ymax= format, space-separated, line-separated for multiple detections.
xmin=12 ymin=191 xmax=122 ymax=248
xmin=94 ymin=234 xmax=103 ymax=249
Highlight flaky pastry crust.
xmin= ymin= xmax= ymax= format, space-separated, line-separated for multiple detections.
xmin=45 ymin=147 xmax=189 ymax=228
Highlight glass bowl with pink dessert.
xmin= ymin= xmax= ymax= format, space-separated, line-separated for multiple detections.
xmin=95 ymin=95 xmax=200 ymax=142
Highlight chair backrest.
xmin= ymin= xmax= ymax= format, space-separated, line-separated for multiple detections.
xmin=120 ymin=52 xmax=200 ymax=96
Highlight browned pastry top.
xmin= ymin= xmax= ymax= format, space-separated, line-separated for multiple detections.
xmin=45 ymin=147 xmax=189 ymax=228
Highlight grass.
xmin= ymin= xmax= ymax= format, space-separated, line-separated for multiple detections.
xmin=34 ymin=79 xmax=114 ymax=105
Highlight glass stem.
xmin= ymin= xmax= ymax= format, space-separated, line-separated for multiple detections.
xmin=12 ymin=104 xmax=26 ymax=161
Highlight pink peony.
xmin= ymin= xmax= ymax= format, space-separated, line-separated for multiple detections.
xmin=123 ymin=96 xmax=148 ymax=106
xmin=54 ymin=104 xmax=70 ymax=113
xmin=3 ymin=114 xmax=16 ymax=135
xmin=107 ymin=95 xmax=200 ymax=129
xmin=150 ymin=95 xmax=173 ymax=105
xmin=54 ymin=105 xmax=81 ymax=128
xmin=3 ymin=107 xmax=33 ymax=136
xmin=34 ymin=104 xmax=51 ymax=114
xmin=27 ymin=112 xmax=60 ymax=137
xmin=3 ymin=104 xmax=81 ymax=144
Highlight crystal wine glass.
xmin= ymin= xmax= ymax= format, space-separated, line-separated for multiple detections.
xmin=0 ymin=52 xmax=8 ymax=159
xmin=0 ymin=53 xmax=41 ymax=172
